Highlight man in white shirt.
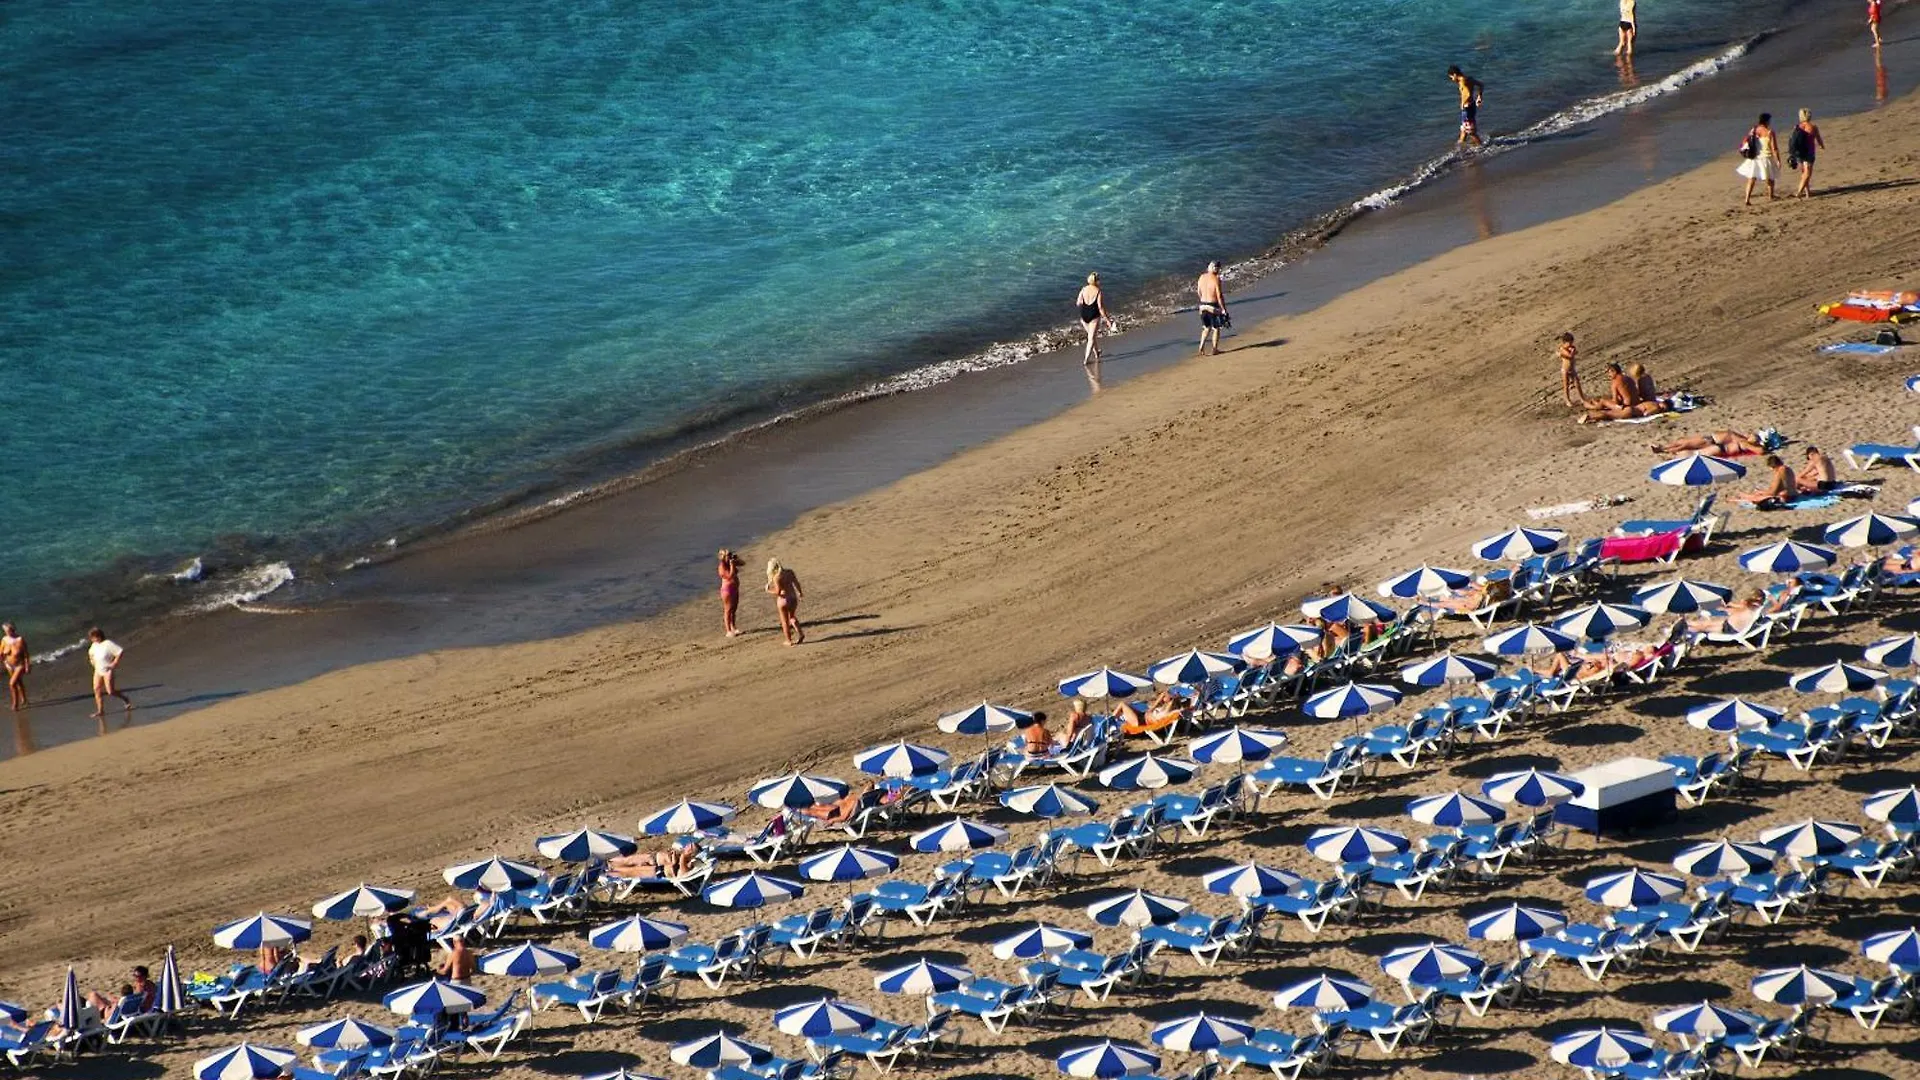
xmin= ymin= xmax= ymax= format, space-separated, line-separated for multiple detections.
xmin=87 ymin=627 xmax=133 ymax=718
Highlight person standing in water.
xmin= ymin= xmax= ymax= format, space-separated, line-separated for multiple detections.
xmin=765 ymin=559 xmax=804 ymax=646
xmin=1870 ymin=0 xmax=1884 ymax=47
xmin=86 ymin=627 xmax=132 ymax=717
xmin=717 ymin=549 xmax=743 ymax=637
xmin=1447 ymin=66 xmax=1484 ymax=148
xmin=1075 ymin=273 xmax=1113 ymax=366
xmin=1616 ymin=0 xmax=1637 ymax=57
xmin=1195 ymin=261 xmax=1230 ymax=356
xmin=1 ymin=624 xmax=27 ymax=711
xmin=1788 ymin=109 xmax=1825 ymax=198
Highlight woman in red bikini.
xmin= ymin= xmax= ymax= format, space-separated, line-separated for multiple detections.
xmin=717 ymin=549 xmax=743 ymax=637
xmin=766 ymin=558 xmax=805 ymax=646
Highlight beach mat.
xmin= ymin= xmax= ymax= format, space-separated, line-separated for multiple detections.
xmin=1820 ymin=342 xmax=1899 ymax=355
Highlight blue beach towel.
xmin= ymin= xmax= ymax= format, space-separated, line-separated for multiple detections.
xmin=1820 ymin=342 xmax=1898 ymax=355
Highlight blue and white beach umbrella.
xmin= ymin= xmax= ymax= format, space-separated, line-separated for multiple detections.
xmin=1271 ymin=973 xmax=1374 ymax=1011
xmin=1465 ymin=903 xmax=1567 ymax=942
xmin=157 ymin=945 xmax=184 ymax=1015
xmin=383 ymin=978 xmax=487 ymax=1017
xmin=1738 ymin=540 xmax=1836 ymax=574
xmin=1585 ymin=869 xmax=1686 ymax=908
xmin=1407 ymin=792 xmax=1505 ymax=829
xmin=936 ymin=701 xmax=1032 ymax=735
xmin=213 ymin=912 xmax=313 ymax=951
xmin=909 ymin=817 xmax=1007 ymax=853
xmin=1058 ymin=667 xmax=1154 ymax=700
xmin=1189 ymin=726 xmax=1290 ymax=765
xmin=1098 ymin=753 xmax=1199 ymax=791
xmin=1650 ymin=453 xmax=1746 ymax=486
xmin=1789 ymin=660 xmax=1888 ymax=694
xmin=58 ymin=966 xmax=78 ymax=1034
xmin=1482 ymin=769 xmax=1584 ymax=809
xmin=1672 ymin=839 xmax=1776 ymax=879
xmin=312 ymin=884 xmax=415 ymax=921
xmin=1302 ymin=681 xmax=1402 ymax=719
xmin=1086 ymin=888 xmax=1192 ymax=928
xmin=1226 ymin=623 xmax=1323 ymax=661
xmin=1824 ymin=511 xmax=1920 ymax=549
xmin=1000 ymin=783 xmax=1099 ymax=818
xmin=1750 ymin=965 xmax=1854 ymax=1006
xmin=1149 ymin=1013 xmax=1255 ymax=1053
xmin=193 ymin=1043 xmax=299 ymax=1080
xmin=873 ymin=959 xmax=973 ymax=995
xmin=0 ymin=1002 xmax=24 ymax=1023
xmin=638 ymin=799 xmax=737 ymax=836
xmin=1633 ymin=578 xmax=1734 ymax=615
xmin=1909 ymin=375 xmax=1920 ymax=394
xmin=535 ymin=828 xmax=639 ymax=863
xmin=296 ymin=1017 xmax=397 ymax=1050
xmin=1684 ymin=698 xmax=1783 ymax=732
xmin=1202 ymin=862 xmax=1307 ymax=900
xmin=1862 ymin=927 xmax=1920 ymax=969
xmin=799 ymin=845 xmax=900 ymax=883
xmin=702 ymin=872 xmax=805 ymax=909
xmin=1300 ymin=592 xmax=1396 ymax=624
xmin=1380 ymin=943 xmax=1483 ymax=987
xmin=1057 ymin=1041 xmax=1161 ymax=1078
xmin=1864 ymin=786 xmax=1920 ymax=824
xmin=1378 ymin=564 xmax=1473 ymax=599
xmin=746 ymin=773 xmax=849 ymax=810
xmin=443 ymin=855 xmax=543 ymax=892
xmin=581 ymin=1070 xmax=667 ymax=1080
xmin=1552 ymin=601 xmax=1652 ymax=640
xmin=773 ymin=998 xmax=879 ymax=1039
xmin=1550 ymin=1028 xmax=1656 ymax=1070
xmin=479 ymin=942 xmax=580 ymax=979
xmin=588 ymin=915 xmax=690 ymax=953
xmin=1305 ymin=825 xmax=1410 ymax=864
xmin=668 ymin=1032 xmax=772 ymax=1069
xmin=1399 ymin=653 xmax=1498 ymax=687
xmin=1757 ymin=818 xmax=1863 ymax=858
xmin=855 ymin=741 xmax=950 ymax=779
xmin=1149 ymin=649 xmax=1246 ymax=686
xmin=1865 ymin=633 xmax=1920 ymax=669
xmin=1472 ymin=525 xmax=1566 ymax=562
xmin=991 ymin=922 xmax=1093 ymax=961
xmin=1653 ymin=1001 xmax=1763 ymax=1040
xmin=1481 ymin=623 xmax=1579 ymax=657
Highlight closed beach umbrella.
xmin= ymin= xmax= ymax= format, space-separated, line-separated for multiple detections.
xmin=1481 ymin=623 xmax=1578 ymax=656
xmin=1000 ymin=782 xmax=1099 ymax=818
xmin=1653 ymin=1001 xmax=1763 ymax=1040
xmin=873 ymin=958 xmax=973 ymax=995
xmin=1189 ymin=726 xmax=1290 ymax=765
xmin=669 ymin=1032 xmax=772 ymax=1069
xmin=1057 ymin=1041 xmax=1160 ymax=1078
xmin=1472 ymin=525 xmax=1566 ymax=562
xmin=855 ymin=741 xmax=950 ymax=778
xmin=1757 ymin=818 xmax=1863 ymax=858
xmin=638 ymin=799 xmax=736 ymax=836
xmin=991 ymin=922 xmax=1093 ymax=961
xmin=383 ymin=978 xmax=486 ymax=1017
xmin=1400 ymin=653 xmax=1498 ymax=687
xmin=1750 ymin=965 xmax=1854 ymax=1006
xmin=1302 ymin=681 xmax=1402 ymax=719
xmin=1305 ymin=825 xmax=1409 ymax=864
xmin=1149 ymin=649 xmax=1246 ymax=685
xmin=1550 ymin=1028 xmax=1655 ymax=1070
xmin=535 ymin=828 xmax=639 ymax=863
xmin=1864 ymin=786 xmax=1920 ymax=824
xmin=702 ymin=872 xmax=804 ymax=909
xmin=1552 ymin=601 xmax=1652 ymax=640
xmin=1672 ymin=839 xmax=1776 ymax=879
xmin=1300 ymin=592 xmax=1396 ymax=624
xmin=746 ymin=774 xmax=848 ymax=810
xmin=478 ymin=942 xmax=580 ymax=979
xmin=1633 ymin=578 xmax=1733 ymax=615
xmin=773 ymin=998 xmax=878 ymax=1039
xmin=936 ymin=701 xmax=1031 ymax=735
xmin=1378 ymin=564 xmax=1473 ymax=599
xmin=1862 ymin=927 xmax=1920 ymax=969
xmin=588 ymin=915 xmax=690 ymax=953
xmin=909 ymin=817 xmax=1007 ymax=853
xmin=296 ymin=1017 xmax=396 ymax=1050
xmin=1202 ymin=862 xmax=1306 ymax=900
xmin=1465 ymin=903 xmax=1566 ymax=942
xmin=193 ymin=1043 xmax=299 ymax=1080
xmin=1738 ymin=540 xmax=1835 ymax=574
xmin=57 ymin=966 xmax=78 ymax=1034
xmin=1098 ymin=753 xmax=1198 ymax=791
xmin=156 ymin=945 xmax=184 ymax=1015
xmin=313 ymin=884 xmax=415 ymax=922
xmin=1482 ymin=769 xmax=1584 ymax=809
xmin=1380 ymin=943 xmax=1483 ymax=987
xmin=1226 ymin=623 xmax=1323 ymax=661
xmin=1150 ymin=1013 xmax=1255 ymax=1053
xmin=213 ymin=912 xmax=313 ymax=951
xmin=1865 ymin=633 xmax=1920 ymax=669
xmin=1788 ymin=660 xmax=1887 ymax=695
xmin=1058 ymin=667 xmax=1153 ymax=699
xmin=1824 ymin=511 xmax=1920 ymax=548
xmin=1585 ymin=868 xmax=1685 ymax=907
xmin=798 ymin=845 xmax=899 ymax=883
xmin=1272 ymin=973 xmax=1373 ymax=1011
xmin=1685 ymin=698 xmax=1782 ymax=732
xmin=443 ymin=855 xmax=542 ymax=892
xmin=1649 ymin=453 xmax=1746 ymax=486
xmin=1407 ymin=792 xmax=1505 ymax=829
xmin=1087 ymin=888 xmax=1192 ymax=928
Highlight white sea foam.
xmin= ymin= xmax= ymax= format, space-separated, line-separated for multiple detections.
xmin=184 ymin=562 xmax=296 ymax=613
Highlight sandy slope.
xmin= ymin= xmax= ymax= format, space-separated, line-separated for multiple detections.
xmin=6 ymin=91 xmax=1920 ymax=1078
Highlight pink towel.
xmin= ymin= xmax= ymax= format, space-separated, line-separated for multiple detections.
xmin=1599 ymin=530 xmax=1701 ymax=564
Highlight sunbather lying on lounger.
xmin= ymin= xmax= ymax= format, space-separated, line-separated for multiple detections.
xmin=1063 ymin=700 xmax=1094 ymax=744
xmin=1684 ymin=589 xmax=1769 ymax=635
xmin=798 ymin=781 xmax=880 ymax=826
xmin=1427 ymin=576 xmax=1511 ymax=614
xmin=1579 ymin=363 xmax=1669 ymax=423
xmin=1735 ymin=455 xmax=1797 ymax=506
xmin=1799 ymin=445 xmax=1836 ymax=491
xmin=1122 ymin=690 xmax=1184 ymax=736
xmin=421 ymin=891 xmax=488 ymax=930
xmin=610 ymin=836 xmax=700 ymax=879
xmin=1651 ymin=429 xmax=1766 ymax=457
xmin=1282 ymin=618 xmax=1344 ymax=674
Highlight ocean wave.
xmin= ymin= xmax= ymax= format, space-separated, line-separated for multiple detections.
xmin=183 ymin=562 xmax=295 ymax=614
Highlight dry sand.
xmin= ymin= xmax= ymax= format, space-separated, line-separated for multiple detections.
xmin=7 ymin=89 xmax=1920 ymax=1079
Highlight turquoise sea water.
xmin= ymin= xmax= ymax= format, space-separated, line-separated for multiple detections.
xmin=1 ymin=0 xmax=1792 ymax=632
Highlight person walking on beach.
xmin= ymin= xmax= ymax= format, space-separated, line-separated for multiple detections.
xmin=1788 ymin=108 xmax=1825 ymax=197
xmin=1447 ymin=66 xmax=1484 ymax=148
xmin=1737 ymin=112 xmax=1782 ymax=205
xmin=1 ymin=624 xmax=27 ymax=711
xmin=765 ymin=559 xmax=804 ymax=646
xmin=1556 ymin=333 xmax=1587 ymax=408
xmin=1616 ymin=0 xmax=1637 ymax=57
xmin=1075 ymin=273 xmax=1113 ymax=365
xmin=1196 ymin=261 xmax=1230 ymax=356
xmin=717 ymin=548 xmax=743 ymax=637
xmin=86 ymin=627 xmax=132 ymax=717
xmin=1870 ymin=0 xmax=1884 ymax=47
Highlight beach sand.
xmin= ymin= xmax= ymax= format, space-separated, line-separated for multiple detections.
xmin=8 ymin=86 xmax=1920 ymax=1078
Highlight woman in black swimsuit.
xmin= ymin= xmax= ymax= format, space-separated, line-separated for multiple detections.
xmin=1075 ymin=272 xmax=1112 ymax=365
xmin=1789 ymin=108 xmax=1824 ymax=198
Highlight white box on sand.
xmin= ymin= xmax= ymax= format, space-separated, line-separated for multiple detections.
xmin=1557 ymin=756 xmax=1677 ymax=835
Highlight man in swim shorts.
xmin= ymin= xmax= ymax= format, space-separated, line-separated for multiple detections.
xmin=86 ymin=627 xmax=133 ymax=718
xmin=1195 ymin=261 xmax=1229 ymax=356
xmin=1447 ymin=66 xmax=1484 ymax=147
xmin=1616 ymin=0 xmax=1637 ymax=57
